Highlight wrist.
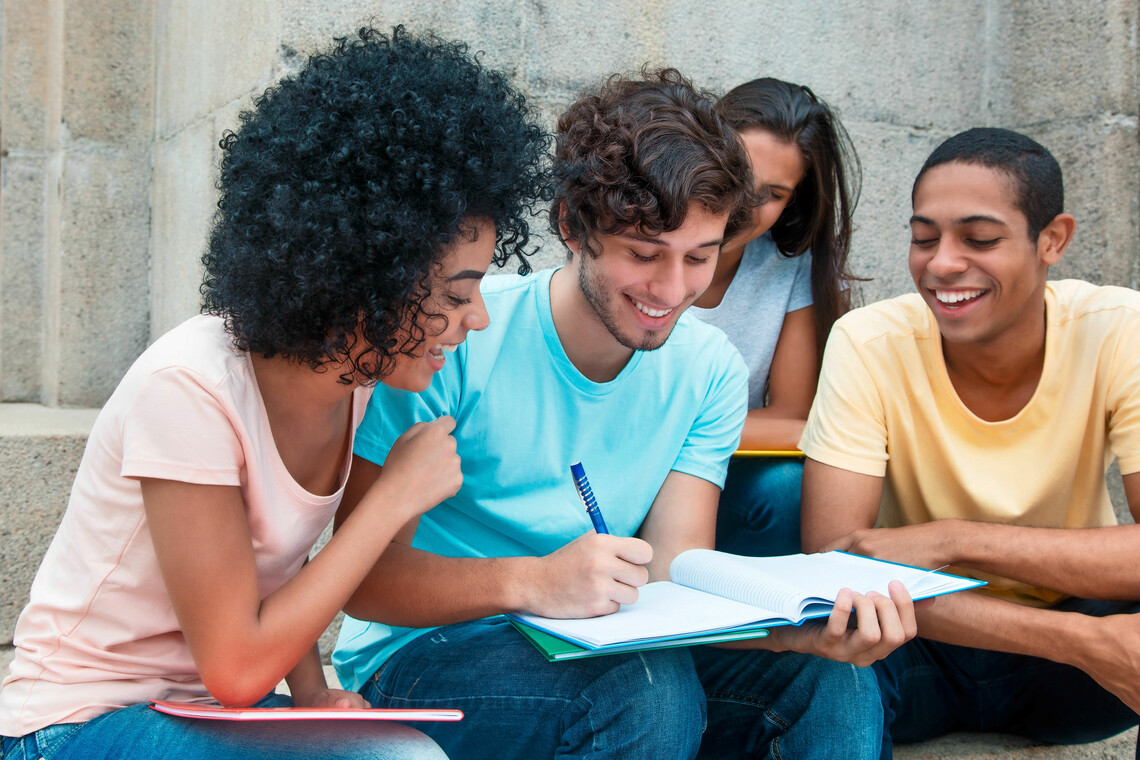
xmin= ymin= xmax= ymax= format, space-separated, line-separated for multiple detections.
xmin=1051 ymin=610 xmax=1104 ymax=670
xmin=498 ymin=556 xmax=540 ymax=613
xmin=358 ymin=471 xmax=427 ymax=525
xmin=940 ymin=519 xmax=972 ymax=566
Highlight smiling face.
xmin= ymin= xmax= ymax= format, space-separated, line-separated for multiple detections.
xmin=725 ymin=128 xmax=806 ymax=249
xmin=568 ymin=203 xmax=728 ymax=353
xmin=380 ymin=218 xmax=495 ymax=391
xmin=908 ymin=162 xmax=1063 ymax=350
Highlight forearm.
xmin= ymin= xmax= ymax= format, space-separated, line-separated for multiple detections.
xmin=181 ymin=480 xmax=429 ymax=703
xmin=737 ymin=408 xmax=806 ymax=451
xmin=910 ymin=589 xmax=1104 ymax=666
xmin=940 ymin=520 xmax=1140 ymax=601
xmin=283 ymin=645 xmax=329 ymax=700
xmin=343 ymin=542 xmax=530 ymax=626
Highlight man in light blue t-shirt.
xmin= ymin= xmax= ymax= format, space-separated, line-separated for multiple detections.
xmin=332 ymin=70 xmax=917 ymax=760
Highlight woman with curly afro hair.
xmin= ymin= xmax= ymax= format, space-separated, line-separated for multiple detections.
xmin=0 ymin=26 xmax=546 ymax=760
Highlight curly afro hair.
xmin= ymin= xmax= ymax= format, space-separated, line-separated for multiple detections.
xmin=201 ymin=25 xmax=549 ymax=382
xmin=549 ymin=68 xmax=758 ymax=257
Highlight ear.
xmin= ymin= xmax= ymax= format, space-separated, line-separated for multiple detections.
xmin=1036 ymin=213 xmax=1075 ymax=267
xmin=557 ymin=201 xmax=581 ymax=257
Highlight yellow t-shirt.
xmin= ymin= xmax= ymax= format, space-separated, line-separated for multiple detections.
xmin=800 ymin=280 xmax=1140 ymax=606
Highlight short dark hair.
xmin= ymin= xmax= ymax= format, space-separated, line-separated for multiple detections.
xmin=549 ymin=68 xmax=758 ymax=257
xmin=913 ymin=127 xmax=1063 ymax=241
xmin=202 ymin=26 xmax=548 ymax=382
xmin=717 ymin=77 xmax=861 ymax=350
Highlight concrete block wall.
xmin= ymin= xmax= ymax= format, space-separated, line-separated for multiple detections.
xmin=1 ymin=2 xmax=1138 ymax=754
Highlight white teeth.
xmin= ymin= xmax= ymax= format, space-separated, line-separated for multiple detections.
xmin=428 ymin=345 xmax=445 ymax=360
xmin=632 ymin=299 xmax=673 ymax=318
xmin=935 ymin=289 xmax=985 ymax=304
xmin=442 ymin=344 xmax=457 ymax=352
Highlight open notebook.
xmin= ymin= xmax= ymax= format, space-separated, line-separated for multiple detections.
xmin=510 ymin=550 xmax=983 ymax=655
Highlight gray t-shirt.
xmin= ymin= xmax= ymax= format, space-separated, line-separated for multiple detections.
xmin=691 ymin=232 xmax=813 ymax=409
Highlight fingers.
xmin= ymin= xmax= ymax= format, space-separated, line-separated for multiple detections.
xmin=611 ymin=536 xmax=654 ymax=566
xmin=818 ymin=586 xmax=914 ymax=666
xmin=888 ymin=580 xmax=918 ymax=642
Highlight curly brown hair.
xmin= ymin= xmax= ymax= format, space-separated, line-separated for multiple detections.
xmin=549 ymin=68 xmax=759 ymax=257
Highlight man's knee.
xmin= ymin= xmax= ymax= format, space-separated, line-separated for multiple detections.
xmin=578 ymin=648 xmax=705 ymax=754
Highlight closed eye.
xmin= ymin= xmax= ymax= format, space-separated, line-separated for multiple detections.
xmin=967 ymin=237 xmax=1002 ymax=248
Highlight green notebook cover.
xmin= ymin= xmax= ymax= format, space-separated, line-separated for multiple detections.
xmin=510 ymin=619 xmax=769 ymax=662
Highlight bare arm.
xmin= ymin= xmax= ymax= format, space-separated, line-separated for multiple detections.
xmin=818 ymin=471 xmax=1140 ymax=601
xmin=881 ymin=563 xmax=1140 ymax=714
xmin=339 ymin=456 xmax=654 ymax=625
xmin=144 ymin=417 xmax=460 ymax=707
xmin=803 ymin=459 xmax=1140 ymax=708
xmin=636 ymin=470 xmax=719 ymax=580
xmin=738 ymin=306 xmax=819 ymax=452
xmin=800 ymin=456 xmax=884 ymax=551
xmin=283 ymin=644 xmax=367 ymax=709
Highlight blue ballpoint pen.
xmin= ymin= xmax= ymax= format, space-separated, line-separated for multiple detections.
xmin=570 ymin=461 xmax=609 ymax=534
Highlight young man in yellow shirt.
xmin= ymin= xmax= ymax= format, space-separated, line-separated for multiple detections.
xmin=801 ymin=127 xmax=1140 ymax=757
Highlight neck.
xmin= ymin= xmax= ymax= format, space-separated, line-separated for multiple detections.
xmin=940 ymin=307 xmax=1047 ymax=422
xmin=548 ymin=265 xmax=633 ymax=383
xmin=250 ymin=353 xmax=356 ymax=417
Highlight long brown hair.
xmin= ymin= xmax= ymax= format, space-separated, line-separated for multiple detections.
xmin=717 ymin=78 xmax=862 ymax=352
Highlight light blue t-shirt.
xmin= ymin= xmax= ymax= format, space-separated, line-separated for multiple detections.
xmin=333 ymin=267 xmax=747 ymax=689
xmin=690 ymin=232 xmax=813 ymax=409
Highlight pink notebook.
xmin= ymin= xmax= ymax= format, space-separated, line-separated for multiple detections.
xmin=150 ymin=700 xmax=463 ymax=722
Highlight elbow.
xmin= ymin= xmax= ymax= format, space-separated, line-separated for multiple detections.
xmin=199 ymin=664 xmax=281 ymax=708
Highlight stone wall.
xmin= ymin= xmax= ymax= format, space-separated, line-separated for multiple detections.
xmin=3 ymin=2 xmax=1136 ymax=408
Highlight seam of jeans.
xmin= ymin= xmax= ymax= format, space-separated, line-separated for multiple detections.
xmin=32 ymin=722 xmax=84 ymax=760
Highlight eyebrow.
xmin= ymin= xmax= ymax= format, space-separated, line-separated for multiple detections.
xmin=447 ymin=269 xmax=486 ymax=282
xmin=617 ymin=232 xmax=724 ymax=249
xmin=910 ymin=214 xmax=1009 ymax=227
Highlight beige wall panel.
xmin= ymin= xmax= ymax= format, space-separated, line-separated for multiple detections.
xmin=2 ymin=0 xmax=61 ymax=152
xmin=1036 ymin=120 xmax=1140 ymax=288
xmin=0 ymin=159 xmax=49 ymax=401
xmin=62 ymin=0 xmax=154 ymax=143
xmin=997 ymin=0 xmax=1139 ymax=124
xmin=150 ymin=119 xmax=220 ymax=337
xmin=54 ymin=147 xmax=151 ymax=405
xmin=156 ymin=0 xmax=281 ymax=137
xmin=279 ymin=0 xmax=527 ymax=76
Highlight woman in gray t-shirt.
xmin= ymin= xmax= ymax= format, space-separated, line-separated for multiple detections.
xmin=690 ymin=78 xmax=861 ymax=558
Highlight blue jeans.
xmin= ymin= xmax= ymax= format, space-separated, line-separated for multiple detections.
xmin=1 ymin=693 xmax=446 ymax=760
xmin=875 ymin=597 xmax=1140 ymax=759
xmin=358 ymin=616 xmax=705 ymax=759
xmin=692 ymin=646 xmax=884 ymax=759
xmin=715 ymin=457 xmax=803 ymax=558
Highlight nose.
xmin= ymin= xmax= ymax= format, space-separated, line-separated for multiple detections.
xmin=648 ymin=257 xmax=688 ymax=306
xmin=925 ymin=240 xmax=968 ymax=278
xmin=462 ymin=291 xmax=490 ymax=332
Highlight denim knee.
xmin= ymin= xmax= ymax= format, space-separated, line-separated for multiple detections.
xmin=717 ymin=458 xmax=804 ymax=557
xmin=576 ymin=647 xmax=705 ymax=757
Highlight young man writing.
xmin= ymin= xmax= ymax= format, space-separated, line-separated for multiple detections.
xmin=331 ymin=69 xmax=916 ymax=760
xmin=800 ymin=127 xmax=1140 ymax=757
